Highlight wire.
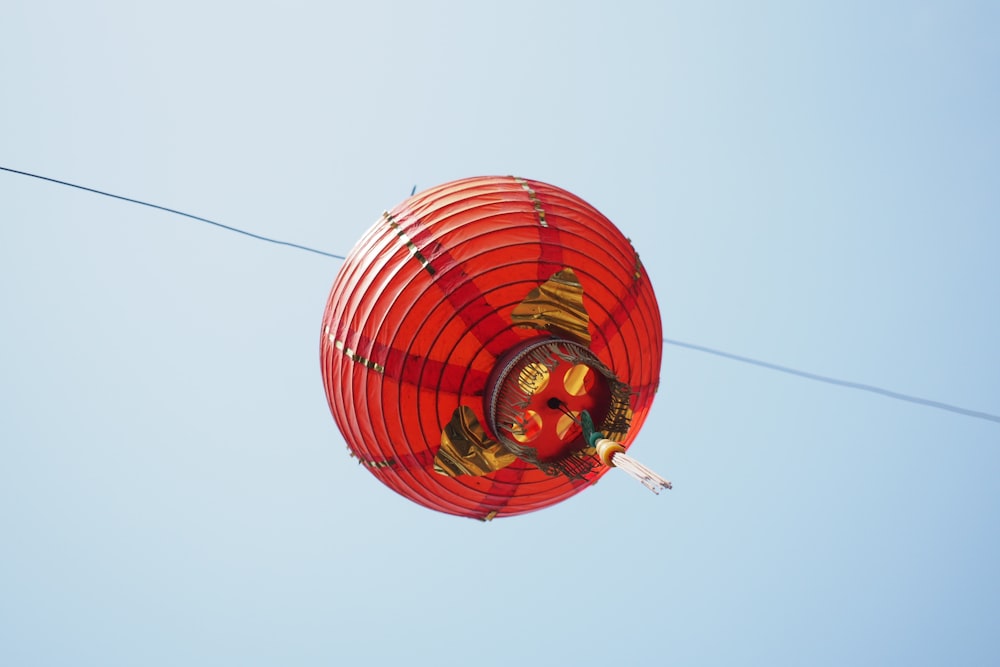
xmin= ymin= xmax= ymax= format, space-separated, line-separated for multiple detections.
xmin=0 ymin=165 xmax=345 ymax=260
xmin=664 ymin=337 xmax=1000 ymax=425
xmin=3 ymin=164 xmax=995 ymax=425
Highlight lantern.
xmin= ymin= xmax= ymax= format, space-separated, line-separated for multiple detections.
xmin=320 ymin=176 xmax=666 ymax=520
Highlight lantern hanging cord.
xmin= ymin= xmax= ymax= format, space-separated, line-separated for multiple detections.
xmin=548 ymin=397 xmax=583 ymax=427
xmin=4 ymin=164 xmax=998 ymax=427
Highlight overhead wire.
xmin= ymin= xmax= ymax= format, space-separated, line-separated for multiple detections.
xmin=3 ymin=164 xmax=997 ymax=426
xmin=0 ymin=165 xmax=344 ymax=260
xmin=662 ymin=337 xmax=1000 ymax=424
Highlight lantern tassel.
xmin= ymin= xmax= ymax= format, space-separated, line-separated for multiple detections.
xmin=580 ymin=410 xmax=672 ymax=494
xmin=594 ymin=439 xmax=672 ymax=493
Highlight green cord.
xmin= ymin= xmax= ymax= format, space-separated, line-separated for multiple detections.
xmin=580 ymin=411 xmax=605 ymax=447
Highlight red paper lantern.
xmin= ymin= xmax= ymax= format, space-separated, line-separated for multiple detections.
xmin=320 ymin=176 xmax=663 ymax=519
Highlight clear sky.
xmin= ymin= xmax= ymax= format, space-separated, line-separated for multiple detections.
xmin=2 ymin=2 xmax=998 ymax=665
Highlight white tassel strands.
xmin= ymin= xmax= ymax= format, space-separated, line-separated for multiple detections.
xmin=610 ymin=451 xmax=673 ymax=494
xmin=594 ymin=438 xmax=672 ymax=494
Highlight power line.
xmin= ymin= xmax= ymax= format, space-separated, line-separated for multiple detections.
xmin=0 ymin=165 xmax=345 ymax=260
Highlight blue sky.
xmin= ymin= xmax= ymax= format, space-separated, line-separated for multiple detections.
xmin=2 ymin=2 xmax=998 ymax=665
